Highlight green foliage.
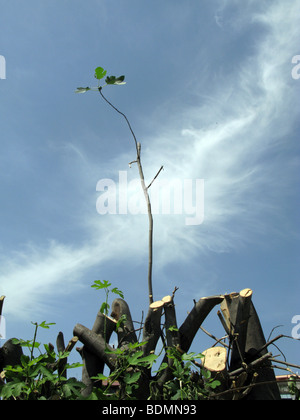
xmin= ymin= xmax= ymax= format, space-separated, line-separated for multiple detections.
xmin=91 ymin=279 xmax=124 ymax=299
xmin=105 ymin=75 xmax=126 ymax=85
xmin=0 ymin=317 xmax=221 ymax=400
xmin=74 ymin=86 xmax=92 ymax=93
xmin=75 ymin=66 xmax=126 ymax=94
xmin=91 ymin=279 xmax=124 ymax=316
xmin=0 ymin=322 xmax=84 ymax=400
xmin=94 ymin=66 xmax=107 ymax=80
xmin=91 ymin=341 xmax=158 ymax=399
xmin=89 ymin=343 xmax=221 ymax=400
xmin=168 ymin=325 xmax=179 ymax=332
xmin=289 ymin=376 xmax=300 ymax=400
xmin=154 ymin=348 xmax=221 ymax=400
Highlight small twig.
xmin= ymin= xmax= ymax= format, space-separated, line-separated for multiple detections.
xmin=229 ymin=352 xmax=273 ymax=377
xmin=31 ymin=323 xmax=39 ymax=361
xmin=232 ymin=334 xmax=245 ymax=365
xmin=171 ymin=286 xmax=179 ymax=300
xmin=269 ymin=358 xmax=300 ymax=371
xmin=128 ymin=160 xmax=137 ymax=168
xmin=137 ymin=311 xmax=144 ymax=342
xmin=65 ymin=336 xmax=79 ymax=353
xmin=210 ymin=379 xmax=280 ymax=399
xmin=271 ymin=364 xmax=295 ymax=374
xmin=217 ymin=310 xmax=231 ymax=336
xmin=267 ymin=325 xmax=284 ymax=341
xmin=147 ymin=165 xmax=164 ymax=189
xmin=253 ymin=334 xmax=299 ymax=361
xmin=199 ymin=325 xmax=230 ymax=349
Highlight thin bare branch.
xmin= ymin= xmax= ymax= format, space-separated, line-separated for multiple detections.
xmin=98 ymin=89 xmax=154 ymax=305
xmin=147 ymin=165 xmax=164 ymax=189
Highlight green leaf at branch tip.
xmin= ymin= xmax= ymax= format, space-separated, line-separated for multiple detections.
xmin=38 ymin=321 xmax=56 ymax=329
xmin=111 ymin=287 xmax=124 ymax=299
xmin=94 ymin=67 xmax=107 ymax=80
xmin=75 ymin=87 xmax=91 ymax=93
xmin=105 ymin=75 xmax=126 ymax=85
xmin=91 ymin=279 xmax=112 ymax=290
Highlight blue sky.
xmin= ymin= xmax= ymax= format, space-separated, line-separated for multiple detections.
xmin=0 ymin=0 xmax=299 ymax=374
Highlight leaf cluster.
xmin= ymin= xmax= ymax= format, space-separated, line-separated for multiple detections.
xmin=0 ymin=322 xmax=84 ymax=400
xmin=156 ymin=348 xmax=221 ymax=400
xmin=75 ymin=67 xmax=125 ymax=93
xmin=289 ymin=376 xmax=300 ymax=400
xmin=0 ymin=317 xmax=221 ymax=400
xmin=91 ymin=341 xmax=158 ymax=400
xmin=91 ymin=279 xmax=124 ymax=316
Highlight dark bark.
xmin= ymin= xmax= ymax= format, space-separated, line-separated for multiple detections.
xmin=73 ymin=323 xmax=117 ymax=370
xmin=0 ymin=338 xmax=23 ymax=372
xmin=220 ymin=289 xmax=281 ymax=400
xmin=142 ymin=305 xmax=162 ymax=357
xmin=56 ymin=331 xmax=67 ymax=378
xmin=75 ymin=312 xmax=117 ymax=397
xmin=155 ymin=295 xmax=224 ymax=393
xmin=179 ymin=295 xmax=224 ymax=352
xmin=164 ymin=296 xmax=180 ymax=349
xmin=72 ymin=289 xmax=283 ymax=400
xmin=111 ymin=298 xmax=138 ymax=349
xmin=0 ymin=295 xmax=5 ymax=318
xmin=228 ymin=288 xmax=253 ymax=370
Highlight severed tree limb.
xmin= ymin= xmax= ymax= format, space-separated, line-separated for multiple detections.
xmin=74 ymin=324 xmax=117 ymax=370
xmin=163 ymin=295 xmax=180 ymax=349
xmin=74 ymin=313 xmax=117 ymax=396
xmin=0 ymin=295 xmax=5 ymax=317
xmin=229 ymin=288 xmax=253 ymax=370
xmin=47 ymin=335 xmax=79 ymax=379
xmin=220 ymin=289 xmax=281 ymax=400
xmin=0 ymin=338 xmax=23 ymax=374
xmin=64 ymin=336 xmax=79 ymax=353
xmin=142 ymin=304 xmax=163 ymax=357
xmin=56 ymin=332 xmax=67 ymax=378
xmin=179 ymin=295 xmax=224 ymax=353
xmin=155 ymin=295 xmax=224 ymax=393
xmin=163 ymin=295 xmax=181 ymax=384
xmin=110 ymin=298 xmax=137 ymax=349
xmin=0 ymin=296 xmax=5 ymax=340
xmin=202 ymin=346 xmax=229 ymax=398
xmin=202 ymin=347 xmax=227 ymax=372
